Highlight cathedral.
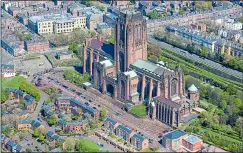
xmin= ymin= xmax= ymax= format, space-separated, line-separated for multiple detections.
xmin=82 ymin=8 xmax=200 ymax=127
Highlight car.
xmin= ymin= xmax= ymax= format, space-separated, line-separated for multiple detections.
xmin=149 ymin=139 xmax=154 ymax=143
xmin=98 ymin=105 xmax=101 ymax=107
xmin=27 ymin=144 xmax=30 ymax=146
xmin=76 ymin=92 xmax=82 ymax=96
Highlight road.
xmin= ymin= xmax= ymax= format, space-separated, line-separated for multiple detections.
xmin=41 ymin=72 xmax=171 ymax=151
xmin=148 ymin=35 xmax=243 ymax=81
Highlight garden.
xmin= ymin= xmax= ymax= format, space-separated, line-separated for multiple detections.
xmin=130 ymin=104 xmax=147 ymax=117
xmin=63 ymin=70 xmax=90 ymax=87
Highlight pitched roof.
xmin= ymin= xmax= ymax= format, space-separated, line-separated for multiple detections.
xmin=90 ymin=39 xmax=114 ymax=58
xmin=104 ymin=117 xmax=118 ymax=126
xmin=188 ymin=84 xmax=198 ymax=92
xmin=6 ymin=140 xmax=15 ymax=147
xmin=131 ymin=59 xmax=173 ymax=76
xmin=132 ymin=133 xmax=146 ymax=142
xmin=153 ymin=96 xmax=181 ymax=108
xmin=117 ymin=125 xmax=132 ymax=134
xmin=46 ymin=131 xmax=54 ymax=137
xmin=58 ymin=119 xmax=67 ymax=125
xmin=164 ymin=129 xmax=186 ymax=140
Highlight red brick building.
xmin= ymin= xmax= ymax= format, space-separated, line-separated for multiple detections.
xmin=182 ymin=135 xmax=203 ymax=152
xmin=190 ymin=23 xmax=207 ymax=32
xmin=24 ymin=39 xmax=50 ymax=53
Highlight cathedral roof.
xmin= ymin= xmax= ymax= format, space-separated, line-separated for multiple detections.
xmin=188 ymin=84 xmax=198 ymax=92
xmin=154 ymin=96 xmax=181 ymax=108
xmin=131 ymin=59 xmax=173 ymax=76
xmin=100 ymin=60 xmax=113 ymax=68
xmin=90 ymin=39 xmax=114 ymax=58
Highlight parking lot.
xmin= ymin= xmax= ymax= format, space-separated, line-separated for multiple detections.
xmin=18 ymin=133 xmax=47 ymax=152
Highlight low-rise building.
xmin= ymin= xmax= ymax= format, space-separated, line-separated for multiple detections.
xmin=115 ymin=125 xmax=134 ymax=142
xmin=161 ymin=129 xmax=186 ymax=151
xmin=24 ymin=95 xmax=36 ymax=112
xmin=17 ymin=111 xmax=29 ymax=119
xmin=224 ymin=19 xmax=242 ymax=30
xmin=1 ymin=64 xmax=16 ymax=78
xmin=28 ymin=13 xmax=86 ymax=35
xmin=182 ymin=135 xmax=203 ymax=152
xmin=24 ymin=38 xmax=50 ymax=53
xmin=2 ymin=134 xmax=26 ymax=152
xmin=46 ymin=131 xmax=65 ymax=150
xmin=66 ymin=120 xmax=89 ymax=133
xmin=16 ymin=119 xmax=43 ymax=131
xmin=130 ymin=133 xmax=149 ymax=151
xmin=103 ymin=117 xmax=120 ymax=133
xmin=85 ymin=8 xmax=103 ymax=31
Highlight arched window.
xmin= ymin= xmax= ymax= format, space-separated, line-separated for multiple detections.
xmin=171 ymin=79 xmax=177 ymax=96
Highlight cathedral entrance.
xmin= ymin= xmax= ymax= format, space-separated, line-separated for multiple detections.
xmin=106 ymin=84 xmax=114 ymax=97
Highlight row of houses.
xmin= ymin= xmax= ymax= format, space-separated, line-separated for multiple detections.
xmin=2 ymin=134 xmax=25 ymax=152
xmin=166 ymin=24 xmax=243 ymax=57
xmin=16 ymin=119 xmax=43 ymax=131
xmin=103 ymin=117 xmax=149 ymax=151
xmin=45 ymin=131 xmax=65 ymax=150
xmin=8 ymin=88 xmax=37 ymax=112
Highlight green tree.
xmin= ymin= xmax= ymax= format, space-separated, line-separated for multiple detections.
xmin=69 ymin=41 xmax=79 ymax=54
xmin=100 ymin=106 xmax=107 ymax=121
xmin=88 ymin=118 xmax=98 ymax=129
xmin=44 ymin=145 xmax=49 ymax=152
xmin=39 ymin=134 xmax=44 ymax=141
xmin=200 ymin=47 xmax=209 ymax=57
xmin=147 ymin=10 xmax=162 ymax=19
xmin=63 ymin=114 xmax=72 ymax=122
xmin=33 ymin=128 xmax=39 ymax=137
xmin=2 ymin=127 xmax=11 ymax=137
xmin=1 ymin=90 xmax=9 ymax=103
xmin=47 ymin=116 xmax=57 ymax=125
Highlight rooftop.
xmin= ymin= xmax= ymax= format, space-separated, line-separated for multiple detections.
xmin=132 ymin=133 xmax=146 ymax=142
xmin=183 ymin=135 xmax=202 ymax=144
xmin=153 ymin=96 xmax=181 ymax=108
xmin=164 ymin=129 xmax=186 ymax=140
xmin=117 ymin=125 xmax=132 ymax=134
xmin=89 ymin=38 xmax=114 ymax=58
xmin=104 ymin=117 xmax=118 ymax=126
xmin=131 ymin=59 xmax=173 ymax=76
xmin=188 ymin=84 xmax=198 ymax=92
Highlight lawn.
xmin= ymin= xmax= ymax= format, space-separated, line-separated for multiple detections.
xmin=145 ymin=149 xmax=153 ymax=152
xmin=130 ymin=104 xmax=147 ymax=117
xmin=76 ymin=139 xmax=100 ymax=152
xmin=1 ymin=76 xmax=25 ymax=89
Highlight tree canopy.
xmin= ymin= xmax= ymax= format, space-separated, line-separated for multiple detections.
xmin=75 ymin=139 xmax=100 ymax=152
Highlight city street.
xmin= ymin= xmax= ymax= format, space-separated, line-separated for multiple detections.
xmin=148 ymin=35 xmax=243 ymax=81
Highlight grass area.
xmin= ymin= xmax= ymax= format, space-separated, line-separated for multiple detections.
xmin=159 ymin=48 xmax=243 ymax=91
xmin=145 ymin=149 xmax=153 ymax=152
xmin=45 ymin=54 xmax=81 ymax=67
xmin=1 ymin=76 xmax=25 ymax=89
xmin=130 ymin=104 xmax=147 ymax=117
xmin=76 ymin=139 xmax=100 ymax=152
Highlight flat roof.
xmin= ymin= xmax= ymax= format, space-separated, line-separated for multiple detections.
xmin=164 ymin=129 xmax=186 ymax=140
xmin=183 ymin=135 xmax=202 ymax=144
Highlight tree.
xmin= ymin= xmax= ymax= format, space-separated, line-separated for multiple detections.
xmin=100 ymin=106 xmax=107 ymax=121
xmin=69 ymin=41 xmax=79 ymax=54
xmin=235 ymin=118 xmax=243 ymax=138
xmin=33 ymin=128 xmax=39 ymax=137
xmin=2 ymin=127 xmax=11 ymax=137
xmin=200 ymin=47 xmax=209 ymax=57
xmin=88 ymin=118 xmax=98 ymax=129
xmin=39 ymin=134 xmax=44 ymax=141
xmin=65 ymin=137 xmax=76 ymax=151
xmin=219 ymin=100 xmax=227 ymax=110
xmin=147 ymin=10 xmax=162 ymax=19
xmin=47 ymin=116 xmax=57 ymax=125
xmin=1 ymin=90 xmax=9 ymax=103
xmin=44 ymin=145 xmax=49 ymax=152
xmin=195 ymin=1 xmax=212 ymax=10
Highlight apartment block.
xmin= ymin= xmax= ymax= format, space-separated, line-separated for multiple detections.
xmin=28 ymin=13 xmax=86 ymax=35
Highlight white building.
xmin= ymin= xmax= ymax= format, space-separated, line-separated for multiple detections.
xmin=224 ymin=19 xmax=242 ymax=30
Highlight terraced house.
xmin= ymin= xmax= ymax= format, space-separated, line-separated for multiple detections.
xmin=103 ymin=118 xmax=150 ymax=151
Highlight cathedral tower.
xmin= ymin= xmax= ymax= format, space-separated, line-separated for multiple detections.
xmin=115 ymin=9 xmax=147 ymax=72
